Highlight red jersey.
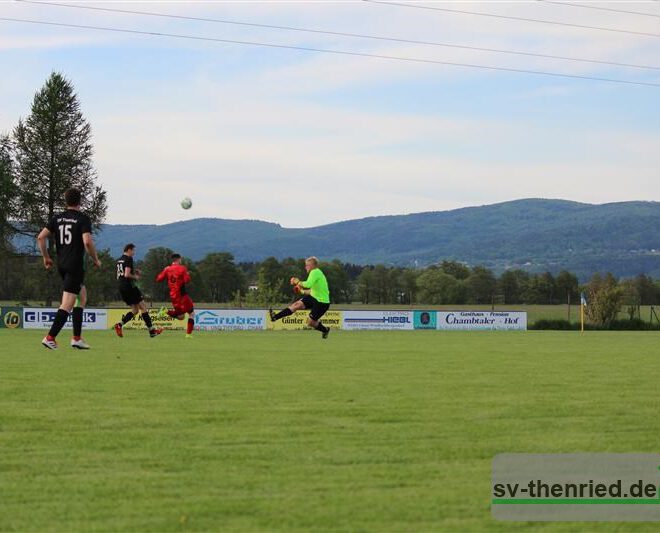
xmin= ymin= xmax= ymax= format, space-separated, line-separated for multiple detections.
xmin=156 ymin=263 xmax=191 ymax=301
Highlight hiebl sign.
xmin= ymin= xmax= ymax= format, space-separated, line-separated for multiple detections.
xmin=23 ymin=308 xmax=109 ymax=330
xmin=437 ymin=311 xmax=527 ymax=331
xmin=342 ymin=311 xmax=414 ymax=330
xmin=195 ymin=310 xmax=266 ymax=331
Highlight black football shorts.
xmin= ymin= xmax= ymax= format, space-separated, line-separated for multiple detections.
xmin=119 ymin=286 xmax=144 ymax=306
xmin=58 ymin=267 xmax=85 ymax=294
xmin=300 ymin=294 xmax=330 ymax=321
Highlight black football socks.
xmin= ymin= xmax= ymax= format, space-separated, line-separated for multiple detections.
xmin=315 ymin=322 xmax=329 ymax=334
xmin=142 ymin=312 xmax=153 ymax=329
xmin=272 ymin=308 xmax=294 ymax=321
xmin=48 ymin=308 xmax=69 ymax=339
xmin=72 ymin=307 xmax=83 ymax=338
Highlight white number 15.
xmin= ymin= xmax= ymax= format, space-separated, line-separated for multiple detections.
xmin=58 ymin=224 xmax=72 ymax=245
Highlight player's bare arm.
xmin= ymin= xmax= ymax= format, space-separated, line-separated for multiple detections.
xmin=36 ymin=227 xmax=54 ymax=269
xmin=124 ymin=266 xmax=140 ymax=280
xmin=82 ymin=232 xmax=101 ymax=268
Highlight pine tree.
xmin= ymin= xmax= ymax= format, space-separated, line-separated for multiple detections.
xmin=13 ymin=72 xmax=107 ymax=240
xmin=12 ymin=72 xmax=107 ymax=304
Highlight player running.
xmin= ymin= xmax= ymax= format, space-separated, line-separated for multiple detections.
xmin=155 ymin=253 xmax=195 ymax=338
xmin=269 ymin=256 xmax=331 ymax=338
xmin=36 ymin=188 xmax=101 ymax=350
xmin=113 ymin=243 xmax=163 ymax=338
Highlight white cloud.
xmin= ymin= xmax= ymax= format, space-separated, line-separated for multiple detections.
xmin=92 ymin=86 xmax=660 ymax=227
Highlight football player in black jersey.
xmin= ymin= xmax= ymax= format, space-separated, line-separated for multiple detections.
xmin=36 ymin=188 xmax=101 ymax=349
xmin=114 ymin=243 xmax=162 ymax=338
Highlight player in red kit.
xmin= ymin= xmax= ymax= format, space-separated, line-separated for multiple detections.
xmin=155 ymin=253 xmax=195 ymax=337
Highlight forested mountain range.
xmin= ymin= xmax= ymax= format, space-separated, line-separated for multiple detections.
xmin=14 ymin=199 xmax=660 ymax=279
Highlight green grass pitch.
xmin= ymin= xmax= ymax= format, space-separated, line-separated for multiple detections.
xmin=1 ymin=329 xmax=659 ymax=531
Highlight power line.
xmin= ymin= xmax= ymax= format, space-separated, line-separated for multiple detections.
xmin=15 ymin=0 xmax=660 ymax=72
xmin=538 ymin=1 xmax=660 ymax=19
xmin=1 ymin=16 xmax=659 ymax=88
xmin=362 ymin=0 xmax=660 ymax=39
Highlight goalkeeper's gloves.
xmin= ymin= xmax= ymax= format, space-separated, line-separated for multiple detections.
xmin=290 ymin=277 xmax=300 ymax=285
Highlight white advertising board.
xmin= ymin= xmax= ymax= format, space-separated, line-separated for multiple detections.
xmin=342 ymin=310 xmax=414 ymax=330
xmin=23 ymin=308 xmax=109 ymax=330
xmin=194 ymin=309 xmax=267 ymax=330
xmin=437 ymin=311 xmax=527 ymax=330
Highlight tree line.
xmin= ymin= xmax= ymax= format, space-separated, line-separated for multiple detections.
xmin=1 ymin=249 xmax=658 ymax=311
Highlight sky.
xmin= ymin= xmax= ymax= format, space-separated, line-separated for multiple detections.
xmin=1 ymin=0 xmax=659 ymax=227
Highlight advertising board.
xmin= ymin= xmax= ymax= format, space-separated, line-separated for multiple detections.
xmin=268 ymin=310 xmax=343 ymax=330
xmin=1 ymin=307 xmax=22 ymax=329
xmin=413 ymin=310 xmax=437 ymax=330
xmin=437 ymin=311 xmax=527 ymax=330
xmin=106 ymin=309 xmax=185 ymax=330
xmin=195 ymin=309 xmax=267 ymax=331
xmin=342 ymin=310 xmax=414 ymax=331
xmin=23 ymin=308 xmax=108 ymax=330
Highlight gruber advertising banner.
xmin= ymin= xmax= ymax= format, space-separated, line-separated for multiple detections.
xmin=195 ymin=309 xmax=267 ymax=331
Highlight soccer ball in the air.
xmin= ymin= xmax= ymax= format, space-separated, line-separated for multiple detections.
xmin=180 ymin=197 xmax=192 ymax=210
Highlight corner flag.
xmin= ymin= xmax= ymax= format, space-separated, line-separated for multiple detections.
xmin=580 ymin=292 xmax=587 ymax=332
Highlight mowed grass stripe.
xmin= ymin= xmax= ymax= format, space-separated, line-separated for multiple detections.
xmin=1 ymin=330 xmax=659 ymax=531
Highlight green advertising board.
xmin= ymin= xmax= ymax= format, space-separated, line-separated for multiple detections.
xmin=413 ymin=310 xmax=437 ymax=330
xmin=1 ymin=307 xmax=23 ymax=329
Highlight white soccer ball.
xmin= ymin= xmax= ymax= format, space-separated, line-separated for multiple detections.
xmin=180 ymin=197 xmax=192 ymax=210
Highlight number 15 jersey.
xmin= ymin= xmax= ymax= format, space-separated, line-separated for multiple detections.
xmin=46 ymin=209 xmax=92 ymax=272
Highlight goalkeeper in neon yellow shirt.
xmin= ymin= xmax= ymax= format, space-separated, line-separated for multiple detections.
xmin=270 ymin=256 xmax=331 ymax=338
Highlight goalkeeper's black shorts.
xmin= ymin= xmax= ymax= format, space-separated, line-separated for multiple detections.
xmin=300 ymin=294 xmax=330 ymax=321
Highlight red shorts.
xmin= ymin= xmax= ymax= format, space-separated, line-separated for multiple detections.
xmin=171 ymin=295 xmax=194 ymax=316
